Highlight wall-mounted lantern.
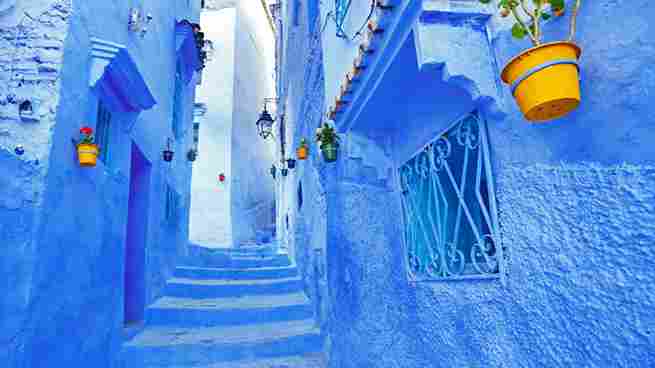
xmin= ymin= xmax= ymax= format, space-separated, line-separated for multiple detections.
xmin=256 ymin=105 xmax=275 ymax=140
xmin=128 ymin=8 xmax=153 ymax=37
xmin=163 ymin=138 xmax=174 ymax=162
xmin=187 ymin=149 xmax=197 ymax=162
xmin=256 ymin=98 xmax=279 ymax=140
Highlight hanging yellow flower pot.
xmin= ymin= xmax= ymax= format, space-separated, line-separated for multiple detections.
xmin=481 ymin=0 xmax=583 ymax=122
xmin=77 ymin=143 xmax=99 ymax=167
xmin=77 ymin=126 xmax=99 ymax=167
xmin=502 ymin=41 xmax=582 ymax=122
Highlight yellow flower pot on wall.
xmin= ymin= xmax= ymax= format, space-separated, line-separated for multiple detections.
xmin=77 ymin=143 xmax=99 ymax=167
xmin=502 ymin=41 xmax=582 ymax=122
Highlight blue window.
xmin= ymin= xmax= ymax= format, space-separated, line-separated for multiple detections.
xmin=172 ymin=73 xmax=185 ymax=139
xmin=96 ymin=100 xmax=112 ymax=164
xmin=399 ymin=112 xmax=500 ymax=281
xmin=165 ymin=184 xmax=179 ymax=226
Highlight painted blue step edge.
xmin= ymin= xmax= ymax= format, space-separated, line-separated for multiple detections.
xmin=145 ymin=303 xmax=313 ymax=327
xmin=164 ymin=278 xmax=303 ymax=298
xmin=174 ymin=266 xmax=298 ymax=280
xmin=121 ymin=333 xmax=323 ymax=366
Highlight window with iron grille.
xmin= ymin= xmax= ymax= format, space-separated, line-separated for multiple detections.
xmin=96 ymin=100 xmax=112 ymax=164
xmin=165 ymin=184 xmax=179 ymax=226
xmin=399 ymin=112 xmax=501 ymax=281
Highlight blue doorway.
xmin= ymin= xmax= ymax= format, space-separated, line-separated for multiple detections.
xmin=124 ymin=142 xmax=152 ymax=326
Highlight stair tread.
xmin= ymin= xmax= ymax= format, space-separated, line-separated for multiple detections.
xmin=125 ymin=319 xmax=319 ymax=347
xmin=150 ymin=293 xmax=310 ymax=310
xmin=190 ymin=353 xmax=326 ymax=368
xmin=168 ymin=277 xmax=300 ymax=286
xmin=176 ymin=266 xmax=296 ymax=273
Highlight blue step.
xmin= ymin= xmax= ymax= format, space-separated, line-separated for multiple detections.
xmin=228 ymin=255 xmax=291 ymax=269
xmin=121 ymin=320 xmax=322 ymax=367
xmin=164 ymin=277 xmax=302 ymax=298
xmin=174 ymin=266 xmax=298 ymax=280
xmin=146 ymin=293 xmax=313 ymax=327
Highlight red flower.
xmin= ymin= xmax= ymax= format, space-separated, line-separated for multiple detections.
xmin=218 ymin=174 xmax=226 ymax=182
xmin=80 ymin=127 xmax=93 ymax=135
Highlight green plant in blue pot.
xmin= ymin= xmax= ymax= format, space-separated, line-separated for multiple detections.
xmin=315 ymin=122 xmax=339 ymax=163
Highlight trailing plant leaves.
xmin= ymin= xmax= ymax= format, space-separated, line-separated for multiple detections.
xmin=511 ymin=22 xmax=527 ymax=39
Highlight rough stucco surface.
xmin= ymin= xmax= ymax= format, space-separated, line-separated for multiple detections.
xmin=277 ymin=1 xmax=655 ymax=367
xmin=0 ymin=0 xmax=199 ymax=366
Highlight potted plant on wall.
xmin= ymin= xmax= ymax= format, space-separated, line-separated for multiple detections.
xmin=316 ymin=123 xmax=340 ymax=163
xmin=296 ymin=138 xmax=309 ymax=160
xmin=163 ymin=138 xmax=174 ymax=162
xmin=76 ymin=126 xmax=99 ymax=167
xmin=480 ymin=0 xmax=582 ymax=122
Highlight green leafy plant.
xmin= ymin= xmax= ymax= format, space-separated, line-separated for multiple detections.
xmin=315 ymin=123 xmax=340 ymax=147
xmin=299 ymin=138 xmax=309 ymax=148
xmin=479 ymin=0 xmax=581 ymax=46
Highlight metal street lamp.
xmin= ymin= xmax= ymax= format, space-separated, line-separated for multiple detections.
xmin=256 ymin=98 xmax=278 ymax=140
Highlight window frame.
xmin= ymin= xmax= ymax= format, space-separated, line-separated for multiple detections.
xmin=398 ymin=111 xmax=503 ymax=283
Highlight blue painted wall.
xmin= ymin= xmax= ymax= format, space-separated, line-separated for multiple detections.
xmin=0 ymin=0 xmax=200 ymax=366
xmin=230 ymin=1 xmax=277 ymax=246
xmin=190 ymin=7 xmax=236 ymax=248
xmin=276 ymin=0 xmax=655 ymax=367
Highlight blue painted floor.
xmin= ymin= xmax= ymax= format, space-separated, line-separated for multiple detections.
xmin=119 ymin=245 xmax=325 ymax=367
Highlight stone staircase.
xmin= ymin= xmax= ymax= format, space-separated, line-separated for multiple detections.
xmin=119 ymin=246 xmax=325 ymax=367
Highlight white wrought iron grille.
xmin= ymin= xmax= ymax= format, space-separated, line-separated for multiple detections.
xmin=399 ymin=112 xmax=500 ymax=281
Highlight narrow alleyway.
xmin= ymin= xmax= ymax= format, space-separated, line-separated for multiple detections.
xmin=119 ymin=244 xmax=325 ymax=367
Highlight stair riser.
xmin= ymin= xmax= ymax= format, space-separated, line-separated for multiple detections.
xmin=174 ymin=267 xmax=298 ymax=280
xmin=228 ymin=257 xmax=291 ymax=269
xmin=190 ymin=257 xmax=291 ymax=269
xmin=121 ymin=334 xmax=323 ymax=367
xmin=164 ymin=279 xmax=302 ymax=298
xmin=146 ymin=304 xmax=313 ymax=327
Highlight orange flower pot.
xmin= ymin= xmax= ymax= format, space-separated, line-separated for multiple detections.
xmin=297 ymin=146 xmax=309 ymax=160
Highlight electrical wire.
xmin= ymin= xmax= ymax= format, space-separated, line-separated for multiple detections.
xmin=334 ymin=0 xmax=376 ymax=41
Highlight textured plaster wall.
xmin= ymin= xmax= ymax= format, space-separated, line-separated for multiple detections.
xmin=278 ymin=0 xmax=655 ymax=367
xmin=230 ymin=1 xmax=277 ymax=245
xmin=0 ymin=0 xmax=199 ymax=366
xmin=273 ymin=0 xmax=331 ymax=336
xmin=190 ymin=8 xmax=236 ymax=248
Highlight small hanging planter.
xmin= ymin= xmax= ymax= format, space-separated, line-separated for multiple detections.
xmin=163 ymin=138 xmax=174 ymax=162
xmin=281 ymin=168 xmax=289 ymax=177
xmin=484 ymin=0 xmax=583 ymax=122
xmin=270 ymin=165 xmax=277 ymax=179
xmin=76 ymin=126 xmax=99 ymax=167
xmin=316 ymin=122 xmax=339 ymax=163
xmin=321 ymin=143 xmax=338 ymax=163
xmin=296 ymin=138 xmax=309 ymax=160
xmin=286 ymin=158 xmax=297 ymax=169
xmin=187 ymin=149 xmax=198 ymax=162
xmin=218 ymin=173 xmax=226 ymax=183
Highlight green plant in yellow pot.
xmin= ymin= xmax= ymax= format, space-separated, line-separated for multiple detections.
xmin=480 ymin=0 xmax=582 ymax=122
